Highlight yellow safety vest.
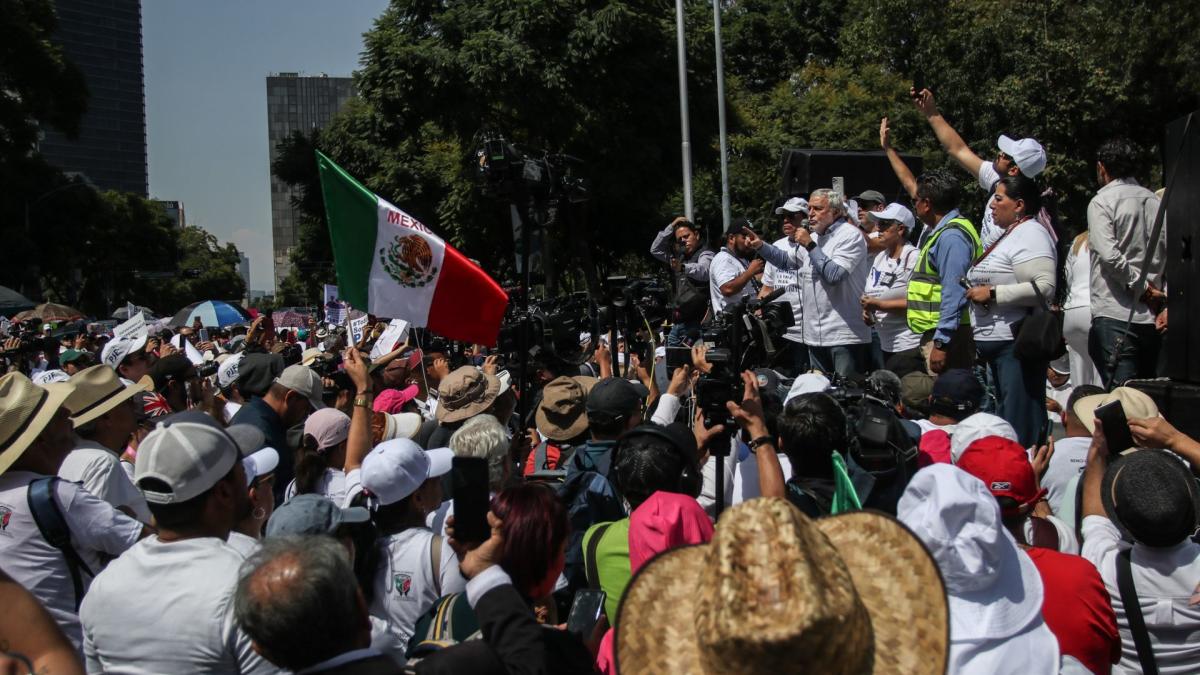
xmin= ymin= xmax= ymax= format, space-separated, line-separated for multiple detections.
xmin=906 ymin=217 xmax=983 ymax=334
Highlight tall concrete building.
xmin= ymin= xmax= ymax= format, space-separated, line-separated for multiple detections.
xmin=266 ymin=72 xmax=356 ymax=291
xmin=39 ymin=0 xmax=148 ymax=196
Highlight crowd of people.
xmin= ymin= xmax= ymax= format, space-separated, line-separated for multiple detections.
xmin=0 ymin=87 xmax=1192 ymax=675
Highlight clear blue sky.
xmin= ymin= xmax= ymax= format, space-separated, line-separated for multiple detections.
xmin=143 ymin=0 xmax=390 ymax=292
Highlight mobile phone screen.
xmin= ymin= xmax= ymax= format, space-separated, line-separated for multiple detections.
xmin=665 ymin=346 xmax=692 ymax=369
xmin=452 ymin=457 xmax=491 ymax=543
xmin=199 ymin=328 xmax=210 ymax=343
xmin=565 ymin=589 xmax=606 ymax=636
xmin=1094 ymin=400 xmax=1135 ymax=455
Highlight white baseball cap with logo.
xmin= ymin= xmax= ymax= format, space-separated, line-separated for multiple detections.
xmin=101 ymin=334 xmax=148 ymax=370
xmin=774 ymin=196 xmax=810 ymax=215
xmin=996 ymin=135 xmax=1047 ymax=178
xmin=867 ymin=202 xmax=917 ymax=231
xmin=217 ymin=353 xmax=245 ymax=390
xmin=361 ymin=438 xmax=453 ymax=506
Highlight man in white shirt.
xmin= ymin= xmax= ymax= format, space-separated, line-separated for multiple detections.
xmin=80 ymin=412 xmax=276 ymax=674
xmin=1086 ymin=137 xmax=1166 ymax=388
xmin=1041 ymin=384 xmax=1104 ymax=517
xmin=760 ymin=197 xmax=810 ymax=375
xmin=708 ymin=218 xmax=765 ymax=314
xmin=754 ymin=189 xmax=871 ymax=376
xmin=911 ymin=88 xmax=1047 ymax=248
xmin=57 ymin=365 xmax=152 ymax=523
xmin=1080 ymin=424 xmax=1200 ymax=674
xmin=0 ymin=373 xmax=146 ymax=653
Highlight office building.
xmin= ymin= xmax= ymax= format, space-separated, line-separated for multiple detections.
xmin=266 ymin=72 xmax=356 ymax=291
xmin=238 ymin=253 xmax=251 ymax=295
xmin=156 ymin=200 xmax=185 ymax=228
xmin=39 ymin=0 xmax=148 ymax=196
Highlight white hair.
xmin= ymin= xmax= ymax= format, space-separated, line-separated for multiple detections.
xmin=449 ymin=414 xmax=509 ymax=490
xmin=810 ymin=188 xmax=847 ymax=217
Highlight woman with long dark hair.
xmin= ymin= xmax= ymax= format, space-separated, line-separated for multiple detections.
xmin=286 ymin=407 xmax=351 ymax=503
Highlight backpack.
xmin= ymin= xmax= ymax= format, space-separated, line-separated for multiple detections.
xmin=556 ymin=461 xmax=625 ymax=593
xmin=405 ymin=592 xmax=482 ymax=660
xmin=27 ymin=477 xmax=94 ymax=610
xmin=524 ymin=441 xmax=577 ymax=481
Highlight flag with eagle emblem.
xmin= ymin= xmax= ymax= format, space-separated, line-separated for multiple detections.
xmin=316 ymin=151 xmax=509 ymax=346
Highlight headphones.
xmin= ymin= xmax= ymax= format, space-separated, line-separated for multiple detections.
xmin=610 ymin=424 xmax=702 ymax=499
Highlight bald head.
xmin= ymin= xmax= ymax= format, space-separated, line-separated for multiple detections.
xmin=234 ymin=536 xmax=368 ymax=671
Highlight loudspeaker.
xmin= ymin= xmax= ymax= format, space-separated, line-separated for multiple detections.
xmin=779 ymin=149 xmax=924 ymax=204
xmin=1127 ymin=379 xmax=1200 ymax=443
xmin=1164 ymin=111 xmax=1200 ymax=383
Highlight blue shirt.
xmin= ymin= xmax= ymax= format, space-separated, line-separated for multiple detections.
xmin=229 ymin=396 xmax=291 ymax=502
xmin=926 ymin=209 xmax=976 ymax=344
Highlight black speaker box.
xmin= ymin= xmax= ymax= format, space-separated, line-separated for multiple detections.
xmin=1164 ymin=111 xmax=1200 ymax=383
xmin=1127 ymin=379 xmax=1200 ymax=443
xmin=779 ymin=149 xmax=924 ymax=204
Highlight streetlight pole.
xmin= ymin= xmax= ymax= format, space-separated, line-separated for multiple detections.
xmin=675 ymin=0 xmax=694 ymax=221
xmin=712 ymin=0 xmax=731 ymax=233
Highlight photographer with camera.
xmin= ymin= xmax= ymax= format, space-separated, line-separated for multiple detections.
xmin=651 ymin=217 xmax=713 ymax=347
xmin=760 ymin=197 xmax=810 ymax=376
xmin=709 ymin=218 xmax=764 ymax=314
xmin=751 ymin=189 xmax=871 ymax=376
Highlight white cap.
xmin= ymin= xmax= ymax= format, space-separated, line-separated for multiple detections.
xmin=217 ymin=353 xmax=245 ymax=390
xmin=361 ymin=439 xmax=453 ymax=506
xmin=102 ymin=334 xmax=147 ymax=370
xmin=33 ymin=370 xmax=70 ymax=385
xmin=135 ymin=419 xmax=240 ymax=504
xmin=996 ymin=135 xmax=1047 ymax=177
xmin=274 ymin=364 xmax=325 ymax=411
xmin=784 ymin=373 xmax=831 ymax=404
xmin=774 ymin=196 xmax=810 ymax=215
xmin=949 ymin=412 xmax=1019 ymax=463
xmin=898 ymin=464 xmax=1047 ymax=642
xmin=867 ymin=202 xmax=916 ymax=231
xmin=381 ymin=412 xmax=423 ymax=442
xmin=242 ymin=447 xmax=280 ymax=485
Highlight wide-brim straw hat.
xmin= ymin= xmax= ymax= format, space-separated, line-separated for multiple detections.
xmin=63 ymin=364 xmax=148 ymax=428
xmin=0 ymin=373 xmax=75 ymax=475
xmin=616 ymin=498 xmax=948 ymax=675
xmin=1073 ymin=387 xmax=1160 ymax=453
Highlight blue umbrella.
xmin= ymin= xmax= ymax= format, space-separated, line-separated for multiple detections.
xmin=170 ymin=300 xmax=251 ymax=328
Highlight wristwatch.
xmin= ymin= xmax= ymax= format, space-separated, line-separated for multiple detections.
xmin=803 ymin=240 xmax=816 ymax=252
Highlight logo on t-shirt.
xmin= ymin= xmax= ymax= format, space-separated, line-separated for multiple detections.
xmin=393 ymin=572 xmax=413 ymax=597
xmin=0 ymin=504 xmax=12 ymax=535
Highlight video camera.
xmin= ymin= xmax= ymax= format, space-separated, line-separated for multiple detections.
xmin=825 ymin=374 xmax=917 ymax=470
xmin=475 ymin=133 xmax=589 ymax=202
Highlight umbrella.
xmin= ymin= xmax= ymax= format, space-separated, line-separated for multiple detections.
xmin=170 ymin=300 xmax=252 ymax=328
xmin=12 ymin=302 xmax=85 ymax=323
xmin=112 ymin=305 xmax=157 ymax=320
xmin=0 ymin=286 xmax=36 ymax=316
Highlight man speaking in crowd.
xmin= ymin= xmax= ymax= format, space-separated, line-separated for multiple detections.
xmin=709 ymin=218 xmax=765 ymax=314
xmin=651 ymin=216 xmax=713 ymax=346
xmin=753 ymin=189 xmax=871 ymax=376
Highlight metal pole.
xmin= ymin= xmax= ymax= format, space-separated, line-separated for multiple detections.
xmin=675 ymin=0 xmax=694 ymax=221
xmin=712 ymin=0 xmax=731 ymax=231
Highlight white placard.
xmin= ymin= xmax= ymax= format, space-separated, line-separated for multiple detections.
xmin=369 ymin=319 xmax=409 ymax=359
xmin=170 ymin=334 xmax=206 ymax=365
xmin=114 ymin=312 xmax=147 ymax=341
xmin=349 ymin=315 xmax=369 ymax=344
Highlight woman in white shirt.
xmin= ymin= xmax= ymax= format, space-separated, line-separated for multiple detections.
xmin=861 ymin=203 xmax=921 ymax=367
xmin=1063 ymin=233 xmax=1102 ymax=387
xmin=964 ymin=174 xmax=1057 ymax=448
xmin=286 ymin=407 xmax=351 ymax=503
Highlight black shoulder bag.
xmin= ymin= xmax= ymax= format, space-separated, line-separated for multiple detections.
xmin=1014 ymin=281 xmax=1066 ymax=362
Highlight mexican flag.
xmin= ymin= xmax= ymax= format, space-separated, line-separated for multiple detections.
xmin=316 ymin=151 xmax=509 ymax=346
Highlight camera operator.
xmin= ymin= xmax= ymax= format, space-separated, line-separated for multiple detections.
xmin=751 ymin=189 xmax=871 ymax=376
xmin=709 ymin=218 xmax=765 ymax=314
xmin=651 ymin=217 xmax=713 ymax=346
xmin=760 ymin=197 xmax=810 ymax=376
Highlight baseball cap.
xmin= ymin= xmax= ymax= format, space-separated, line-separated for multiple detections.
xmin=236 ymin=353 xmax=285 ymax=398
xmin=586 ymin=377 xmax=643 ymax=423
xmin=930 ymin=369 xmax=984 ymax=419
xmin=33 ymin=370 xmax=70 ymax=385
xmin=361 ymin=439 xmax=454 ymax=506
xmin=774 ymin=197 xmax=810 ymax=215
xmin=135 ymin=417 xmax=241 ymax=504
xmin=101 ymin=334 xmax=147 ymax=370
xmin=148 ymin=354 xmax=195 ymax=391
xmin=996 ymin=135 xmax=1047 ymax=177
xmin=784 ymin=372 xmax=830 ymax=404
xmin=949 ymin=413 xmax=1019 ymax=463
xmin=242 ymin=447 xmax=280 ymax=485
xmin=724 ymin=216 xmax=754 ymax=235
xmin=852 ymin=189 xmax=886 ymax=205
xmin=60 ymin=349 xmax=89 ymax=365
xmin=867 ymin=202 xmax=916 ymax=230
xmin=304 ymin=408 xmax=351 ymax=451
xmin=955 ymin=437 xmax=1046 ymax=515
xmin=266 ymin=493 xmax=370 ymax=537
xmin=154 ymin=409 xmax=264 ymax=456
xmin=217 ymin=353 xmax=244 ymax=390
xmin=275 ymin=364 xmax=325 ymax=411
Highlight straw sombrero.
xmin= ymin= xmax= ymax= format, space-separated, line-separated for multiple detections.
xmin=62 ymin=364 xmax=148 ymax=428
xmin=615 ymin=498 xmax=948 ymax=674
xmin=0 ymin=373 xmax=75 ymax=475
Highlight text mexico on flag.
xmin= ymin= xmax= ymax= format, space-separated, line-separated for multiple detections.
xmin=316 ymin=150 xmax=509 ymax=346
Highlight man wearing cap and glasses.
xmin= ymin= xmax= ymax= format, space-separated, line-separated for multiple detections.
xmin=910 ymin=87 xmax=1048 ymax=248
xmin=80 ymin=412 xmax=275 ymax=674
xmin=852 ymin=189 xmax=890 ymax=254
xmin=101 ymin=333 xmax=155 ymax=385
xmin=231 ymin=363 xmax=326 ymax=502
xmin=0 ymin=373 xmax=147 ymax=653
xmin=759 ymin=196 xmax=810 ymax=375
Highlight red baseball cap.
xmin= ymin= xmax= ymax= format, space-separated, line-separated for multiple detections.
xmin=955 ymin=436 xmax=1046 ymax=514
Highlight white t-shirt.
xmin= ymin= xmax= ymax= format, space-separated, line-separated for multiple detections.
xmin=864 ymin=246 xmax=921 ymax=353
xmin=1063 ymin=238 xmax=1091 ymax=311
xmin=708 ymin=248 xmax=754 ymax=313
xmin=225 ymin=531 xmax=261 ymax=558
xmin=761 ymin=236 xmax=806 ymax=344
xmin=966 ymin=219 xmax=1056 ymax=342
xmin=801 ymin=219 xmax=872 ymax=346
xmin=81 ymin=535 xmax=274 ymax=674
xmin=0 ymin=471 xmax=143 ymax=650
xmin=369 ymin=527 xmax=467 ymax=663
xmin=977 ymin=162 xmax=1003 ymax=248
xmin=222 ymin=400 xmax=243 ymax=424
xmin=285 ymin=467 xmax=348 ymax=505
xmin=1021 ymin=513 xmax=1078 ymax=554
xmin=1040 ymin=436 xmax=1090 ymax=518
xmin=58 ymin=440 xmax=152 ymax=523
xmin=731 ymin=448 xmax=793 ymax=505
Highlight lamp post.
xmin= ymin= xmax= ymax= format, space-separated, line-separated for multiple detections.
xmin=675 ymin=0 xmax=694 ymax=221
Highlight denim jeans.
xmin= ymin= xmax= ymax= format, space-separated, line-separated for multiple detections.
xmin=976 ymin=339 xmax=1047 ymax=448
xmin=868 ymin=332 xmax=886 ymax=373
xmin=1088 ymin=317 xmax=1162 ymax=388
xmin=667 ymin=320 xmax=701 ymax=347
xmin=808 ymin=344 xmax=869 ymax=378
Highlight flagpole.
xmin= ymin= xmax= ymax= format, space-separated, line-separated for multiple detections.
xmin=712 ymin=0 xmax=731 ymax=232
xmin=676 ymin=0 xmax=694 ymax=221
